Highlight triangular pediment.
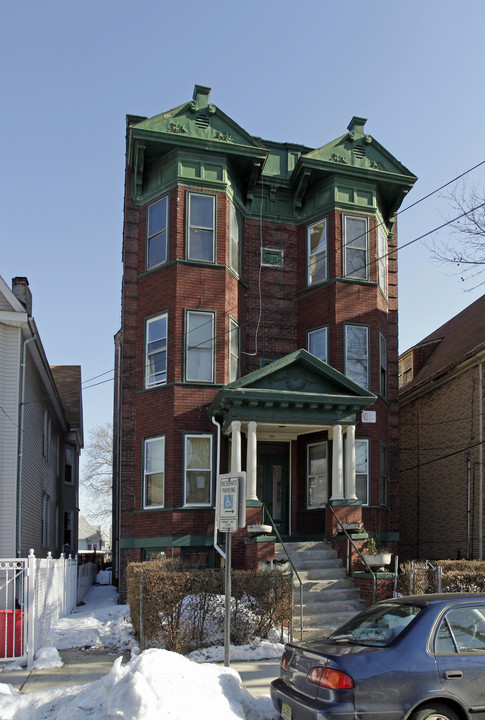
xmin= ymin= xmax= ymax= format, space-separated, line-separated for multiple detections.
xmin=130 ymin=84 xmax=267 ymax=158
xmin=209 ymin=349 xmax=376 ymax=432
xmin=303 ymin=116 xmax=415 ymax=180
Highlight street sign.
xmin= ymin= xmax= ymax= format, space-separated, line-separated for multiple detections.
xmin=216 ymin=473 xmax=246 ymax=532
xmin=217 ymin=474 xmax=239 ymax=533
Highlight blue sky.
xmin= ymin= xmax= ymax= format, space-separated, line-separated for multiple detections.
xmin=1 ymin=0 xmax=484 ymax=443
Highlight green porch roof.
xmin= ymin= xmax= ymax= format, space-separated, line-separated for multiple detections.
xmin=208 ymin=349 xmax=376 ymax=433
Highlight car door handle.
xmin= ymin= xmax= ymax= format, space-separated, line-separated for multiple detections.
xmin=445 ymin=670 xmax=463 ymax=679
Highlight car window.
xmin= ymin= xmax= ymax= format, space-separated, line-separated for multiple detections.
xmin=329 ymin=603 xmax=422 ymax=647
xmin=435 ymin=606 xmax=485 ymax=654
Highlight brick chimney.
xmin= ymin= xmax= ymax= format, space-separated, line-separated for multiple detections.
xmin=12 ymin=277 xmax=33 ymax=315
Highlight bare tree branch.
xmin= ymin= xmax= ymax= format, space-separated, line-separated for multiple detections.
xmin=80 ymin=422 xmax=112 ymax=528
xmin=430 ymin=181 xmax=485 ymax=289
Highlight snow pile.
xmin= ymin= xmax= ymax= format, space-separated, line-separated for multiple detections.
xmin=0 ymin=584 xmax=283 ymax=719
xmin=42 ymin=584 xmax=136 ymax=653
xmin=0 ymin=649 xmax=279 ymax=720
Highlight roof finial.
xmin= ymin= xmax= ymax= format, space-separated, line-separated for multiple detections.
xmin=192 ymin=84 xmax=211 ymax=110
xmin=347 ymin=116 xmax=367 ymax=135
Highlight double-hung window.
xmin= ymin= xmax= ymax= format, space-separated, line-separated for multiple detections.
xmin=229 ymin=203 xmax=241 ymax=275
xmin=145 ymin=313 xmax=168 ymax=388
xmin=307 ymin=442 xmax=328 ymax=508
xmin=307 ymin=326 xmax=328 ymax=363
xmin=345 ymin=324 xmax=369 ymax=388
xmin=379 ymin=331 xmax=387 ymax=398
xmin=307 ymin=218 xmax=328 ymax=285
xmin=229 ymin=317 xmax=240 ymax=383
xmin=188 ymin=193 xmax=215 ymax=262
xmin=377 ymin=224 xmax=388 ymax=295
xmin=184 ymin=434 xmax=212 ymax=506
xmin=344 ymin=215 xmax=368 ymax=280
xmin=355 ymin=439 xmax=369 ymax=505
xmin=186 ymin=310 xmax=214 ymax=382
xmin=143 ymin=436 xmax=165 ymax=508
xmin=147 ymin=196 xmax=168 ymax=269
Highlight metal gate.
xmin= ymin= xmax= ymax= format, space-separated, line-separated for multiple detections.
xmin=0 ymin=558 xmax=28 ymax=662
xmin=409 ymin=560 xmax=442 ymax=595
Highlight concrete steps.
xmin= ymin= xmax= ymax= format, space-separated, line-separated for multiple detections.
xmin=275 ymin=540 xmax=364 ymax=640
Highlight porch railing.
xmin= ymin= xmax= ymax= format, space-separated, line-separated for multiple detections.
xmin=262 ymin=503 xmax=304 ymax=640
xmin=327 ymin=505 xmax=377 ymax=604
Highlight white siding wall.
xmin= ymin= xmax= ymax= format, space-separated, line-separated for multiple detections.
xmin=19 ymin=352 xmax=62 ymax=557
xmin=0 ymin=324 xmax=21 ymax=556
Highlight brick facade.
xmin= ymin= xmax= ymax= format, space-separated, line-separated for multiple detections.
xmin=113 ymin=86 xmax=416 ymax=595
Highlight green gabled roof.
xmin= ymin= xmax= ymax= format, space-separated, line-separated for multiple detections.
xmin=128 ymin=84 xmax=268 ymax=164
xmin=209 ymin=349 xmax=376 ymax=432
xmin=293 ymin=116 xmax=417 ymax=216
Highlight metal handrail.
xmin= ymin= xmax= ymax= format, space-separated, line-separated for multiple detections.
xmin=327 ymin=505 xmax=377 ymax=605
xmin=262 ymin=504 xmax=304 ymax=641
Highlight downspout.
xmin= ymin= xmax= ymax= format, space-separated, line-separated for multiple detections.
xmin=211 ymin=416 xmax=226 ymax=561
xmin=17 ymin=332 xmax=36 ymax=556
xmin=479 ymin=360 xmax=483 ymax=559
xmin=466 ymin=455 xmax=471 ymax=560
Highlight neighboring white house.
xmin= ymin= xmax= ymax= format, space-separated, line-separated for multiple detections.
xmin=0 ymin=276 xmax=83 ymax=558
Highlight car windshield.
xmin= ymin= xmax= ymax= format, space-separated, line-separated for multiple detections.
xmin=328 ymin=602 xmax=423 ymax=647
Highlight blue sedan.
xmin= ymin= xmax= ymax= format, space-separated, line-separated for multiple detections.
xmin=271 ymin=593 xmax=485 ymax=720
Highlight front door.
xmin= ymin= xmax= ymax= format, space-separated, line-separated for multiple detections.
xmin=257 ymin=443 xmax=289 ymax=536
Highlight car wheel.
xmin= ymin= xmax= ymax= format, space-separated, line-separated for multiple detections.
xmin=410 ymin=703 xmax=460 ymax=720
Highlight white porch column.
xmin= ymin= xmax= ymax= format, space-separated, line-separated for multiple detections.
xmin=330 ymin=424 xmax=344 ymax=500
xmin=345 ymin=424 xmax=357 ymax=500
xmin=230 ymin=421 xmax=242 ymax=472
xmin=246 ymin=421 xmax=258 ymax=500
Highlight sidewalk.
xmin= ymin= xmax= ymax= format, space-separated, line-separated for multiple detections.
xmin=0 ymin=649 xmax=280 ymax=698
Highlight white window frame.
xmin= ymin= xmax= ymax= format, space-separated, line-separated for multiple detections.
xmin=147 ymin=195 xmax=168 ymax=269
xmin=307 ymin=441 xmax=328 ymax=509
xmin=377 ymin=224 xmax=388 ymax=295
xmin=355 ymin=438 xmax=370 ymax=506
xmin=188 ymin=192 xmax=215 ymax=263
xmin=345 ymin=324 xmax=369 ymax=389
xmin=343 ymin=215 xmax=368 ymax=280
xmin=307 ymin=326 xmax=328 ymax=364
xmin=143 ymin=436 xmax=165 ymax=509
xmin=185 ymin=310 xmax=214 ymax=383
xmin=184 ymin=433 xmax=213 ymax=507
xmin=145 ymin=313 xmax=168 ymax=388
xmin=229 ymin=203 xmax=241 ymax=275
xmin=228 ymin=317 xmax=240 ymax=383
xmin=307 ymin=217 xmax=328 ymax=286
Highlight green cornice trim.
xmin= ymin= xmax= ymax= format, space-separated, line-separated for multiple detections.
xmin=120 ymin=535 xmax=212 ymax=549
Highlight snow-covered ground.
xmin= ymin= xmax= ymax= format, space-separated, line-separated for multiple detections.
xmin=0 ymin=580 xmax=284 ymax=719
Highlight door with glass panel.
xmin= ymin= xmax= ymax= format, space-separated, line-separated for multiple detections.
xmin=257 ymin=443 xmax=289 ymax=536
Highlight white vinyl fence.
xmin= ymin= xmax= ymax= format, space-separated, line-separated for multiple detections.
xmin=0 ymin=550 xmax=97 ymax=667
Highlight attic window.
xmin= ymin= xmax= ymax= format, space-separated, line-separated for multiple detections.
xmin=195 ymin=114 xmax=210 ymax=129
xmin=353 ymin=145 xmax=366 ymax=159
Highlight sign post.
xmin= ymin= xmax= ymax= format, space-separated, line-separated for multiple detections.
xmin=216 ymin=472 xmax=246 ymax=666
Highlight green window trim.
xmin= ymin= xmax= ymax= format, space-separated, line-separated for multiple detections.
xmin=146 ymin=195 xmax=168 ymax=270
xmin=183 ymin=433 xmax=214 ymax=507
xmin=307 ymin=217 xmax=328 ymax=286
xmin=187 ymin=192 xmax=216 ymax=263
xmin=185 ymin=309 xmax=215 ymax=383
xmin=143 ymin=435 xmax=165 ymax=509
xmin=343 ymin=214 xmax=369 ymax=281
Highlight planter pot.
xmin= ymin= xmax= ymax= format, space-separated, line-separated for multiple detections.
xmin=365 ymin=553 xmax=392 ymax=568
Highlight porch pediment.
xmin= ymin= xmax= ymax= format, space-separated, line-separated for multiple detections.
xmin=208 ymin=349 xmax=376 ymax=433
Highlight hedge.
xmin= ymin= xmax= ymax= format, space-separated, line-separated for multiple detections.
xmin=126 ymin=561 xmax=293 ymax=655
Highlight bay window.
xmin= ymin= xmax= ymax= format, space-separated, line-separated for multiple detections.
xmin=145 ymin=313 xmax=168 ymax=387
xmin=188 ymin=193 xmax=215 ymax=262
xmin=344 ymin=215 xmax=368 ymax=280
xmin=307 ymin=218 xmax=328 ymax=285
xmin=184 ymin=434 xmax=212 ymax=506
xmin=345 ymin=324 xmax=369 ymax=388
xmin=143 ymin=436 xmax=165 ymax=508
xmin=186 ymin=310 xmax=214 ymax=382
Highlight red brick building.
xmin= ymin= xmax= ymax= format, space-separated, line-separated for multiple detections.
xmin=113 ymin=85 xmax=416 ymax=593
xmin=399 ymin=295 xmax=485 ymax=561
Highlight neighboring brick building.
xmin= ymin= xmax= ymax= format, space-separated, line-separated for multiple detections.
xmin=399 ymin=294 xmax=485 ymax=560
xmin=113 ymin=85 xmax=416 ymax=593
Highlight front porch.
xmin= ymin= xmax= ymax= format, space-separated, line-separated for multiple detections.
xmin=209 ymin=349 xmax=378 ymax=568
